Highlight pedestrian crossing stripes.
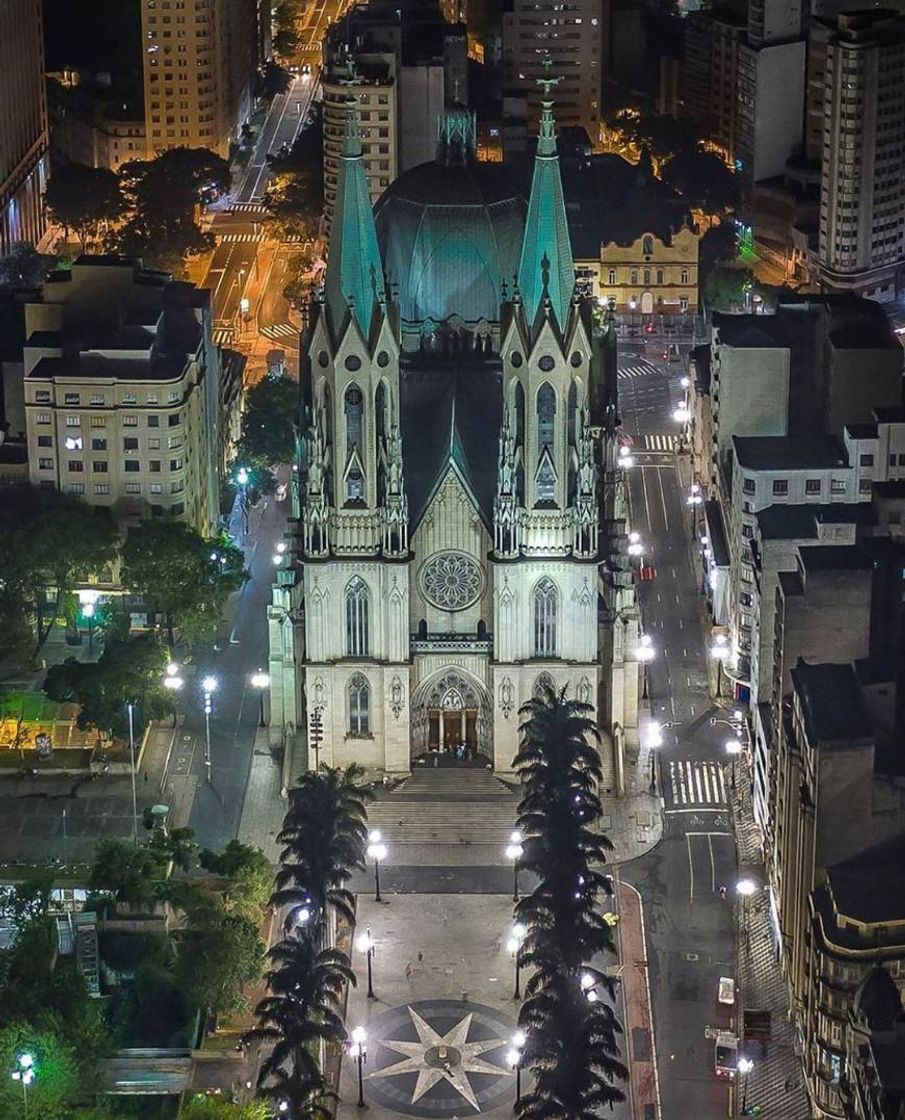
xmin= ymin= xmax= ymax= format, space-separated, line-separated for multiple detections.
xmin=260 ymin=323 xmax=299 ymax=341
xmin=213 ymin=328 xmax=235 ymax=346
xmin=229 ymin=202 xmax=267 ymax=214
xmin=641 ymin=433 xmax=679 ymax=452
xmin=668 ymin=759 xmax=727 ymax=806
xmin=617 ymin=363 xmax=660 ymax=380
xmin=218 ymin=232 xmax=264 ymax=244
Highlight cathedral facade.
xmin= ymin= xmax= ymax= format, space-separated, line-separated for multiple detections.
xmin=268 ymin=92 xmax=626 ymax=776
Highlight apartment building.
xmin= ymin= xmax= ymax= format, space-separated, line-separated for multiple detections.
xmin=842 ymin=955 xmax=905 ymax=1120
xmin=0 ymin=0 xmax=48 ymax=253
xmin=501 ymin=0 xmax=603 ymax=144
xmin=682 ymin=4 xmax=747 ymax=164
xmin=140 ymin=0 xmax=255 ymax=159
xmin=47 ymin=73 xmax=147 ymax=172
xmin=816 ymin=9 xmax=905 ymax=302
xmin=21 ymin=257 xmax=221 ymax=534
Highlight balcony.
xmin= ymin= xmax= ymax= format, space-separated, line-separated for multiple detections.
xmin=410 ymin=631 xmax=493 ymax=656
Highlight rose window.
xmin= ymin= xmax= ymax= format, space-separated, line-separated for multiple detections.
xmin=420 ymin=552 xmax=484 ymax=611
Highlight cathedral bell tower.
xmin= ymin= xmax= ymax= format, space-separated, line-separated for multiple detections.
xmin=301 ymin=90 xmax=407 ymax=561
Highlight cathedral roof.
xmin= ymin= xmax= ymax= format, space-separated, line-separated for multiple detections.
xmin=400 ymin=363 xmax=501 ymax=527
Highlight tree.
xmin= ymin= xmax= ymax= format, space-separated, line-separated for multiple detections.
xmin=0 ymin=488 xmax=119 ymax=656
xmin=0 ymin=1024 xmax=82 ymax=1120
xmin=89 ymin=839 xmax=169 ymax=908
xmin=701 ymin=262 xmax=769 ymax=312
xmin=44 ymin=635 xmax=174 ymax=739
xmin=177 ymin=902 xmax=264 ymax=1016
xmin=115 ymin=147 xmax=229 ymax=274
xmin=45 ymin=163 xmax=126 ymax=250
xmin=0 ymin=242 xmax=52 ymax=291
xmin=235 ymin=373 xmax=299 ymax=471
xmin=263 ymin=167 xmax=323 ymax=245
xmin=661 ymin=147 xmax=739 ymax=221
xmin=181 ymin=1097 xmax=271 ymax=1120
xmin=199 ymin=840 xmax=274 ymax=920
xmin=272 ymin=764 xmax=374 ymax=936
xmin=121 ymin=522 xmax=248 ymax=646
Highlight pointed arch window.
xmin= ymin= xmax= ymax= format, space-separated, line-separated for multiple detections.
xmin=642 ymin=235 xmax=654 ymax=256
xmin=536 ymin=450 xmax=556 ymax=503
xmin=348 ymin=673 xmax=370 ymax=734
xmin=533 ymin=577 xmax=558 ymax=658
xmin=345 ymin=577 xmax=369 ymax=656
xmin=567 ymin=381 xmax=578 ymax=449
xmin=345 ymin=384 xmax=363 ymax=451
xmin=345 ymin=458 xmax=364 ymax=502
xmin=515 ymin=381 xmax=526 ymax=448
xmin=537 ymin=383 xmax=556 ymax=453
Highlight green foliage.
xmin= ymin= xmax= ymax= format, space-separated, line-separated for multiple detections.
xmin=121 ymin=521 xmax=248 ymax=646
xmin=259 ymin=61 xmax=293 ymax=100
xmin=701 ymin=262 xmax=773 ymax=312
xmin=0 ymin=488 xmax=119 ymax=654
xmin=235 ymin=373 xmax=299 ymax=471
xmin=181 ymin=1098 xmax=271 ymax=1120
xmin=0 ymin=1024 xmax=82 ymax=1120
xmin=177 ymin=899 xmax=264 ymax=1016
xmin=199 ymin=840 xmax=274 ymax=920
xmin=89 ymin=838 xmax=169 ymax=908
xmin=264 ymin=167 xmax=323 ymax=244
xmin=115 ymin=147 xmax=230 ymax=274
xmin=661 ymin=147 xmax=739 ymax=218
xmin=45 ymin=163 xmax=127 ymax=250
xmin=148 ymin=826 xmax=197 ymax=872
xmin=0 ymin=242 xmax=53 ymax=290
xmin=0 ymin=870 xmax=55 ymax=934
xmin=43 ymin=635 xmax=174 ymax=739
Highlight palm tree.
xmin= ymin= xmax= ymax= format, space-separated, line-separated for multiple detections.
xmin=271 ymin=764 xmax=374 ymax=939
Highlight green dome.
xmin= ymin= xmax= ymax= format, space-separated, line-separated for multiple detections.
xmin=374 ymin=160 xmax=526 ymax=331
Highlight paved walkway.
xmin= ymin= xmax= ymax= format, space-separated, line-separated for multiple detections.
xmin=729 ymin=762 xmax=807 ymax=1119
xmin=618 ymin=881 xmax=660 ymax=1120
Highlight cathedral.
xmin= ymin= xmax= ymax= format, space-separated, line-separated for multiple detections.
xmin=267 ymin=84 xmax=631 ymax=777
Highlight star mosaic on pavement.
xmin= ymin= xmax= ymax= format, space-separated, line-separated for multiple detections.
xmin=369 ymin=1005 xmax=512 ymax=1111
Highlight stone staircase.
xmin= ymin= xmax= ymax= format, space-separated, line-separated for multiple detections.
xmin=366 ymin=767 xmax=521 ymax=850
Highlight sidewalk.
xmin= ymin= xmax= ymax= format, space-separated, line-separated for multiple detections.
xmin=729 ymin=765 xmax=807 ymax=1118
xmin=617 ymin=881 xmax=660 ymax=1120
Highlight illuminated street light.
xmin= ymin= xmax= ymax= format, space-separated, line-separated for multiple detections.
xmin=507 ymin=1030 xmax=526 ymax=1104
xmin=645 ymin=724 xmax=663 ymax=792
xmin=163 ymin=662 xmax=184 ymax=691
xmin=236 ymin=466 xmax=250 ymax=486
xmin=11 ymin=1052 xmax=36 ymax=1118
xmin=505 ymin=829 xmax=524 ymax=902
xmin=738 ymin=1056 xmax=754 ymax=1114
xmin=635 ymin=633 xmax=655 ymax=699
xmin=627 ymin=530 xmax=644 ymax=558
xmin=201 ymin=676 xmax=217 ymax=783
xmin=672 ymin=404 xmax=691 ymax=424
xmin=356 ymin=925 xmax=377 ymax=999
xmin=724 ymin=737 xmax=742 ymax=790
xmin=709 ymin=634 xmax=730 ymax=697
xmin=506 ymin=923 xmax=527 ymax=999
xmin=351 ymin=1026 xmax=368 ymax=1108
xmin=250 ymin=668 xmax=270 ymax=728
xmin=366 ymin=830 xmax=387 ymax=901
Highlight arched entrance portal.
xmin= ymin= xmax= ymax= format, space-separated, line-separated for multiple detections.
xmin=411 ymin=670 xmax=492 ymax=765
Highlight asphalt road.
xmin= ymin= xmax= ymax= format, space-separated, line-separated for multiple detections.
xmin=616 ymin=343 xmax=741 ymax=1120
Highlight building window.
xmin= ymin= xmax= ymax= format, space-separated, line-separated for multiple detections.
xmin=681 ymin=268 xmax=689 ymax=284
xmin=345 ymin=577 xmax=369 ymax=657
xmin=91 ymin=438 xmax=107 ymax=451
xmin=147 ymin=415 xmax=160 ymax=427
xmin=93 ymin=484 xmax=110 ymax=495
xmin=831 ymin=479 xmax=847 ymax=494
xmin=64 ymin=393 xmax=80 ymax=405
xmin=124 ymin=460 xmax=140 ymax=472
xmin=67 ymin=483 xmax=85 ymax=494
xmin=631 ymin=269 xmax=638 ymax=285
xmin=35 ymin=391 xmax=50 ymax=404
xmin=859 ymin=479 xmax=873 ymax=493
xmin=65 ymin=415 xmax=81 ymax=427
xmin=35 ymin=413 xmax=51 ymax=425
xmin=123 ymin=415 xmax=138 ymax=427
xmin=537 ymin=383 xmax=556 ymax=452
xmin=92 ymin=461 xmax=108 ymax=473
xmin=533 ymin=577 xmax=558 ymax=658
xmin=607 ymin=268 xmax=616 ymax=285
xmin=642 ymin=235 xmax=654 ymax=255
xmin=123 ymin=437 xmax=139 ymax=451
xmin=168 ymin=412 xmax=181 ymax=427
xmin=656 ymin=269 xmax=664 ymax=285
xmin=38 ymin=458 xmax=54 ymax=470
xmin=348 ymin=673 xmax=370 ymax=734
xmin=37 ymin=435 xmax=52 ymax=448
xmin=125 ymin=482 xmax=141 ymax=494
xmin=743 ymin=478 xmax=756 ymax=495
xmin=122 ymin=392 xmax=138 ymax=404
xmin=772 ymin=479 xmax=789 ymax=495
xmin=68 ymin=460 xmax=84 ymax=472
xmin=643 ymin=268 xmax=651 ymax=285
xmin=860 ymin=453 xmax=874 ymax=467
xmin=805 ymin=479 xmax=821 ymax=495
xmin=344 ymin=384 xmax=363 ymax=451
xmin=90 ymin=417 xmax=106 ymax=428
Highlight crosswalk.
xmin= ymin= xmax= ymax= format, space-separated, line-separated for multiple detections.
xmin=640 ymin=433 xmax=679 ymax=452
xmin=213 ymin=328 xmax=235 ymax=346
xmin=667 ymin=759 xmax=727 ymax=807
xmin=228 ymin=202 xmax=267 ymax=214
xmin=260 ymin=323 xmax=299 ymax=341
xmin=219 ymin=232 xmax=264 ymax=244
xmin=618 ymin=363 xmax=660 ymax=380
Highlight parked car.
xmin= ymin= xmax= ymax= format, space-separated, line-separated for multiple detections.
xmin=714 ymin=1031 xmax=739 ymax=1078
xmin=718 ymin=976 xmax=736 ymax=1005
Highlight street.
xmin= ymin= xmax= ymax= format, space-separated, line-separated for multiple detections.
xmin=616 ymin=337 xmax=742 ymax=1120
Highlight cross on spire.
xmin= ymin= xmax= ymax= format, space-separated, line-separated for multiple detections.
xmin=537 ymin=56 xmax=559 ymax=101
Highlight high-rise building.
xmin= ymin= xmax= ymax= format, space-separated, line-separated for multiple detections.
xmin=0 ymin=0 xmax=49 ymax=253
xmin=816 ymin=9 xmax=905 ymax=302
xmin=140 ymin=0 xmax=255 ymax=159
xmin=681 ymin=3 xmax=747 ymax=165
xmin=501 ymin=0 xmax=603 ymax=145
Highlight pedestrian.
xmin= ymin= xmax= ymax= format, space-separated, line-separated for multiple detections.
xmin=404 ymin=962 xmax=414 ymax=982
xmin=718 ymin=885 xmax=727 ymax=899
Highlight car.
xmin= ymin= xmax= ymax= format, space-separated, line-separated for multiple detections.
xmin=718 ymin=976 xmax=736 ymax=1005
xmin=714 ymin=1031 xmax=739 ymax=1078
xmin=276 ymin=482 xmax=288 ymax=502
xmin=302 ymin=63 xmax=311 ymax=74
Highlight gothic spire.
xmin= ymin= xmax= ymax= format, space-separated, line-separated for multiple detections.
xmin=324 ymin=90 xmax=384 ymax=336
xmin=517 ymin=63 xmax=575 ymax=331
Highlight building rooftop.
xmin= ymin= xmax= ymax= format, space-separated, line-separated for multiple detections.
xmin=845 ymin=422 xmax=878 ymax=440
xmin=798 ymin=544 xmax=876 ymax=572
xmin=874 ymin=405 xmax=905 ymax=424
xmin=826 ymin=832 xmax=905 ymax=927
xmin=713 ymin=313 xmax=788 ymax=349
xmin=873 ymin=480 xmax=905 ymax=500
xmin=27 ymin=352 xmax=186 ymax=382
xmin=703 ymin=499 xmax=729 ymax=566
xmin=791 ymin=659 xmax=873 ymax=744
xmin=756 ymin=502 xmax=874 ymax=540
xmin=733 ymin=434 xmax=848 ymax=472
xmin=690 ymin=344 xmax=710 ymax=393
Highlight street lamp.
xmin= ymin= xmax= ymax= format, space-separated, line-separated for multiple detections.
xmin=366 ymin=829 xmax=387 ymax=902
xmin=686 ymin=484 xmax=703 ymax=541
xmin=635 ymin=633 xmax=655 ymax=700
xmin=506 ymin=922 xmax=527 ymax=999
xmin=11 ymin=1052 xmax=36 ymax=1119
xmin=250 ymin=668 xmax=270 ymax=728
xmin=710 ymin=634 xmax=730 ymax=698
xmin=724 ymin=737 xmax=742 ymax=791
xmin=350 ymin=1026 xmax=367 ymax=1108
xmin=645 ymin=724 xmax=663 ymax=792
xmin=738 ymin=1056 xmax=754 ymax=1114
xmin=163 ymin=662 xmax=184 ymax=691
xmin=506 ymin=1030 xmax=526 ymax=1105
xmin=505 ymin=829 xmax=523 ymax=902
xmin=618 ymin=444 xmax=634 ymax=470
xmin=581 ymin=971 xmax=600 ymax=1002
xmin=125 ymin=701 xmax=139 ymax=844
xmin=737 ymin=877 xmax=757 ymax=935
xmin=627 ymin=529 xmax=644 ymax=558
xmin=672 ymin=404 xmax=691 ymax=424
xmin=77 ymin=588 xmax=100 ymax=654
xmin=236 ymin=466 xmax=250 ymax=487
xmin=356 ymin=925 xmax=376 ymax=999
xmin=201 ymin=675 xmax=217 ymax=783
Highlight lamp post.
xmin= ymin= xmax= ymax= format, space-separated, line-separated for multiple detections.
xmin=710 ymin=634 xmax=730 ymax=698
xmin=506 ymin=923 xmax=526 ymax=999
xmin=505 ymin=830 xmax=523 ymax=903
xmin=236 ymin=465 xmax=250 ymax=533
xmin=627 ymin=530 xmax=644 ymax=559
xmin=738 ymin=1056 xmax=754 ymax=1114
xmin=250 ymin=669 xmax=270 ymax=728
xmin=77 ymin=588 xmax=100 ymax=654
xmin=366 ymin=829 xmax=387 ymax=902
xmin=736 ymin=877 xmax=756 ymax=935
xmin=645 ymin=723 xmax=663 ymax=793
xmin=629 ymin=297 xmax=637 ymax=336
xmin=635 ymin=633 xmax=655 ymax=700
xmin=11 ymin=1052 xmax=36 ymax=1119
xmin=686 ymin=484 xmax=703 ymax=541
xmin=126 ymin=701 xmax=139 ymax=845
xmin=506 ymin=1031 xmax=526 ymax=1106
xmin=201 ymin=675 xmax=217 ymax=783
xmin=618 ymin=444 xmax=634 ymax=470
xmin=581 ymin=970 xmax=600 ymax=1002
xmin=163 ymin=661 xmax=183 ymax=729
xmin=724 ymin=737 xmax=742 ymax=791
xmin=356 ymin=925 xmax=376 ymax=999
xmin=351 ymin=1026 xmax=367 ymax=1108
